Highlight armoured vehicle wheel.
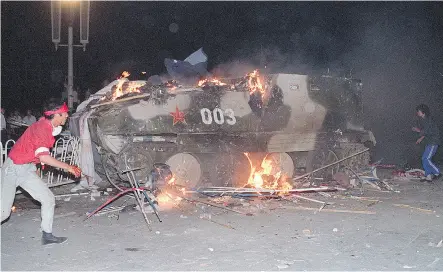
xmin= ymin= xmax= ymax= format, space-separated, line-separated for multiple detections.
xmin=206 ymin=153 xmax=251 ymax=187
xmin=339 ymin=143 xmax=369 ymax=171
xmin=120 ymin=146 xmax=154 ymax=185
xmin=101 ymin=153 xmax=126 ymax=192
xmin=165 ymin=153 xmax=202 ymax=188
xmin=311 ymin=149 xmax=340 ymax=181
xmin=263 ymin=152 xmax=295 ymax=178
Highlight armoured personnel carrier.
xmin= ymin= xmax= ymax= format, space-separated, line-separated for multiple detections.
xmin=74 ymin=71 xmax=376 ymax=189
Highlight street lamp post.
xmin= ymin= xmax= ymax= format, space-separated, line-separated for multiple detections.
xmin=68 ymin=26 xmax=74 ymax=109
xmin=51 ymin=1 xmax=90 ymax=110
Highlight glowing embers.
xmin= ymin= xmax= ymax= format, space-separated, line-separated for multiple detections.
xmin=197 ymin=78 xmax=228 ymax=87
xmin=156 ymin=191 xmax=183 ymax=205
xmin=243 ymin=153 xmax=293 ymax=194
xmin=165 ymin=80 xmax=179 ymax=90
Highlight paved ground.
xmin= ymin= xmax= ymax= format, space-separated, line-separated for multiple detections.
xmin=2 ymin=175 xmax=443 ymax=271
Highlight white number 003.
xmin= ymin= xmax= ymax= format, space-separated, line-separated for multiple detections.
xmin=200 ymin=108 xmax=236 ymax=125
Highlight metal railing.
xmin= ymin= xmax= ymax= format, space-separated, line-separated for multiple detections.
xmin=0 ymin=139 xmax=16 ymax=168
xmin=44 ymin=136 xmax=81 ymax=185
xmin=1 ymin=136 xmax=81 ymax=186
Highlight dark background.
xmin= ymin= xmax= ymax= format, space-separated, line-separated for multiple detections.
xmin=1 ymin=1 xmax=442 ymax=164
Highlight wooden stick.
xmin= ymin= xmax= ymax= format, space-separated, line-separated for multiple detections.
xmin=192 ymin=186 xmax=338 ymax=194
xmin=293 ymin=148 xmax=370 ymax=181
xmin=318 ymin=203 xmax=327 ymax=211
xmin=380 ymin=179 xmax=394 ymax=191
xmin=345 ymin=196 xmax=381 ymax=201
xmin=163 ymin=190 xmax=236 ymax=230
xmin=54 ymin=212 xmax=76 ymax=219
xmin=54 ymin=192 xmax=90 ymax=198
xmin=48 ymin=179 xmax=78 ymax=188
xmin=282 ymin=205 xmax=376 ymax=214
xmin=393 ymin=204 xmax=434 ymax=214
xmin=95 ymin=206 xmax=127 ymax=216
xmin=90 ymin=93 xmax=150 ymax=109
xmin=16 ymin=179 xmax=78 ymax=194
xmin=291 ymin=194 xmax=334 ymax=205
xmin=361 ymin=179 xmax=382 ymax=190
xmin=317 ymin=192 xmax=332 ymax=198
xmin=181 ymin=196 xmax=253 ymax=216
xmin=286 ymin=195 xmax=334 ymax=211
xmin=199 ymin=217 xmax=236 ymax=230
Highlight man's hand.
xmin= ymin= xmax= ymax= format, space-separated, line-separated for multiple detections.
xmin=412 ymin=127 xmax=421 ymax=132
xmin=416 ymin=136 xmax=424 ymax=145
xmin=68 ymin=165 xmax=82 ymax=178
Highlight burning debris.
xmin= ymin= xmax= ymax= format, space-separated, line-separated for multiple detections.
xmin=244 ymin=152 xmax=293 ymax=194
xmin=197 ymin=78 xmax=228 ymax=87
xmin=165 ymin=80 xmax=180 ymax=90
xmin=118 ymin=70 xmax=131 ymax=79
xmin=110 ymin=80 xmax=145 ymax=101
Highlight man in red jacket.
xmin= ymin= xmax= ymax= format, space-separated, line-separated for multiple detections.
xmin=1 ymin=103 xmax=82 ymax=245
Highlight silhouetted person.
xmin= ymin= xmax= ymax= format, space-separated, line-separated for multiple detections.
xmin=23 ymin=109 xmax=37 ymax=125
xmin=412 ymin=104 xmax=441 ymax=182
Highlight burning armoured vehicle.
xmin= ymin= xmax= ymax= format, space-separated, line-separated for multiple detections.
xmin=72 ymin=70 xmax=376 ymax=190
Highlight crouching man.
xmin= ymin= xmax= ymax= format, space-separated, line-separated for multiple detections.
xmin=412 ymin=104 xmax=441 ymax=182
xmin=1 ymin=103 xmax=81 ymax=245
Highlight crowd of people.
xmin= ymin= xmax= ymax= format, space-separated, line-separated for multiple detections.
xmin=0 ymin=87 xmax=94 ymax=145
xmin=1 ymin=107 xmax=49 ymax=146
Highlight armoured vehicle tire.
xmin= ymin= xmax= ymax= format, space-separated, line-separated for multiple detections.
xmin=101 ymin=153 xmax=126 ymax=192
xmin=309 ymin=148 xmax=340 ymax=182
xmin=165 ymin=153 xmax=202 ymax=188
xmin=263 ymin=153 xmax=295 ymax=178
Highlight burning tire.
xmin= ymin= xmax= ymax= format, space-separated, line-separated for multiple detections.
xmin=218 ymin=153 xmax=252 ymax=187
xmin=263 ymin=152 xmax=295 ymax=178
xmin=165 ymin=153 xmax=202 ymax=188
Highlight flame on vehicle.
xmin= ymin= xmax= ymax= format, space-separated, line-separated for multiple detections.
xmin=118 ymin=71 xmax=130 ymax=79
xmin=246 ymin=70 xmax=265 ymax=96
xmin=197 ymin=78 xmax=228 ymax=87
xmin=111 ymin=79 xmax=145 ymax=101
xmin=165 ymin=80 xmax=179 ymax=90
xmin=244 ymin=153 xmax=293 ymax=194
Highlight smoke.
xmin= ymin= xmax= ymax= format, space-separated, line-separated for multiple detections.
xmin=210 ymin=46 xmax=314 ymax=78
xmin=208 ymin=2 xmax=443 ymax=165
xmin=336 ymin=4 xmax=443 ymax=165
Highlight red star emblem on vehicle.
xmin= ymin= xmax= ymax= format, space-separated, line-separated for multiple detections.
xmin=170 ymin=106 xmax=186 ymax=125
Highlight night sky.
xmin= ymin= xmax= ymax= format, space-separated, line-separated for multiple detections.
xmin=1 ymin=1 xmax=443 ymax=164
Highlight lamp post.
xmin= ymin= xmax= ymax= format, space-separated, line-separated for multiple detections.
xmin=51 ymin=1 xmax=90 ymax=110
